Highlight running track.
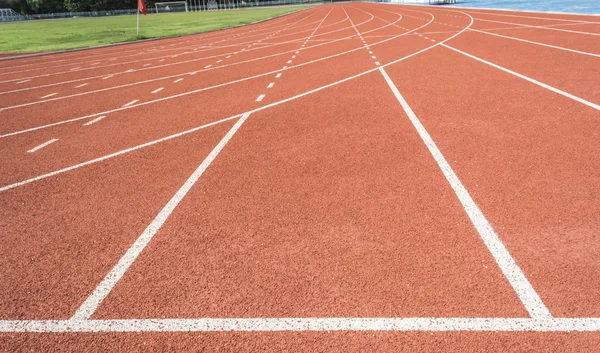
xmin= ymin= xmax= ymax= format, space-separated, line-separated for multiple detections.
xmin=1 ymin=3 xmax=600 ymax=350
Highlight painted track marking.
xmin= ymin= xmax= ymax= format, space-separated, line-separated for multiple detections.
xmin=380 ymin=65 xmax=552 ymax=318
xmin=83 ymin=116 xmax=106 ymax=126
xmin=71 ymin=112 xmax=253 ymax=320
xmin=256 ymin=94 xmax=266 ymax=102
xmin=151 ymin=87 xmax=164 ymax=94
xmin=40 ymin=92 xmax=58 ymax=99
xmin=122 ymin=100 xmax=139 ymax=107
xmin=442 ymin=44 xmax=600 ymax=111
xmin=27 ymin=138 xmax=59 ymax=153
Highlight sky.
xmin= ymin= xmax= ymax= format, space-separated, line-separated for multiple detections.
xmin=388 ymin=0 xmax=600 ymax=15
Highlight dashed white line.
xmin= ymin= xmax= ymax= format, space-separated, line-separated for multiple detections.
xmin=27 ymin=138 xmax=58 ymax=153
xmin=74 ymin=83 xmax=88 ymax=88
xmin=375 ymin=61 xmax=380 ymax=66
xmin=371 ymin=56 xmax=376 ymax=59
xmin=256 ymin=94 xmax=265 ymax=102
xmin=16 ymin=79 xmax=32 ymax=84
xmin=216 ymin=60 xmax=222 ymax=63
xmin=70 ymin=67 xmax=81 ymax=71
xmin=174 ymin=78 xmax=184 ymax=83
xmin=292 ymin=55 xmax=296 ymax=59
xmin=151 ymin=87 xmax=164 ymax=94
xmin=204 ymin=65 xmax=212 ymax=69
xmin=226 ymin=55 xmax=232 ymax=59
xmin=143 ymin=64 xmax=151 ymax=67
xmin=276 ymin=73 xmax=282 ymax=78
xmin=122 ymin=99 xmax=139 ymax=107
xmin=40 ymin=92 xmax=58 ymax=99
xmin=83 ymin=116 xmax=106 ymax=126
xmin=287 ymin=60 xmax=292 ymax=64
xmin=267 ymin=82 xmax=275 ymax=89
xmin=102 ymin=75 xmax=113 ymax=80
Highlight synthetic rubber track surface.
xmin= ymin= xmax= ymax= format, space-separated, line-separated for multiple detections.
xmin=1 ymin=2 xmax=600 ymax=351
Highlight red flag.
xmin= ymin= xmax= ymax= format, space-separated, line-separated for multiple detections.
xmin=138 ymin=0 xmax=148 ymax=15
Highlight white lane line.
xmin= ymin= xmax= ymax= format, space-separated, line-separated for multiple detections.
xmin=70 ymin=67 xmax=81 ymax=71
xmin=40 ymin=92 xmax=58 ymax=99
xmin=143 ymin=64 xmax=151 ymax=67
xmin=375 ymin=61 xmax=380 ymax=65
xmin=469 ymin=28 xmax=600 ymax=58
xmin=371 ymin=55 xmax=376 ymax=59
xmin=473 ymin=17 xmax=600 ymax=37
xmin=216 ymin=60 xmax=222 ymax=63
xmin=122 ymin=99 xmax=139 ymax=107
xmin=379 ymin=66 xmax=552 ymax=319
xmin=287 ymin=60 xmax=292 ymax=64
xmin=267 ymin=82 xmax=275 ymax=89
xmin=0 ymin=10 xmax=385 ymax=95
xmin=204 ymin=65 xmax=212 ymax=69
xmin=16 ymin=79 xmax=31 ymax=84
xmin=83 ymin=115 xmax=106 ymax=126
xmin=174 ymin=78 xmax=184 ymax=83
xmin=151 ymin=87 xmax=164 ymax=94
xmin=369 ymin=51 xmax=373 ymax=54
xmin=2 ymin=317 xmax=600 ymax=333
xmin=256 ymin=94 xmax=265 ymax=102
xmin=295 ymin=51 xmax=299 ymax=54
xmin=442 ymin=44 xmax=600 ymax=111
xmin=275 ymin=73 xmax=282 ymax=78
xmin=0 ymin=9 xmax=452 ymax=189
xmin=0 ymin=8 xmax=442 ymax=137
xmin=0 ymin=116 xmax=239 ymax=192
xmin=102 ymin=75 xmax=113 ymax=80
xmin=226 ymin=55 xmax=232 ymax=58
xmin=74 ymin=83 xmax=88 ymax=88
xmin=71 ymin=112 xmax=253 ymax=320
xmin=125 ymin=69 xmax=134 ymax=73
xmin=159 ymin=59 xmax=165 ymax=62
xmin=292 ymin=55 xmax=296 ymax=59
xmin=27 ymin=138 xmax=58 ymax=153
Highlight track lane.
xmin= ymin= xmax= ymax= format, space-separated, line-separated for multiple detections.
xmin=91 ymin=71 xmax=526 ymax=320
xmin=383 ymin=44 xmax=600 ymax=317
xmin=0 ymin=122 xmax=234 ymax=319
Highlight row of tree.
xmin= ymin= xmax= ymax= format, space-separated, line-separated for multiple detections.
xmin=1 ymin=0 xmax=254 ymax=14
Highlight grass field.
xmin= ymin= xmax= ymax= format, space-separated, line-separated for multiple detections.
xmin=0 ymin=6 xmax=313 ymax=53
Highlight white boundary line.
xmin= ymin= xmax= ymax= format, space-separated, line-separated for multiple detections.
xmin=1 ymin=317 xmax=600 ymax=332
xmin=472 ymin=17 xmax=600 ymax=36
xmin=0 ymin=5 xmax=458 ymax=191
xmin=71 ymin=112 xmax=253 ymax=320
xmin=467 ymin=28 xmax=600 ymax=58
xmin=0 ymin=11 xmax=407 ymax=134
xmin=441 ymin=44 xmax=600 ymax=111
xmin=378 ymin=66 xmax=551 ymax=319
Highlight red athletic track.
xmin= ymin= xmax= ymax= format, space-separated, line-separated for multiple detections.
xmin=1 ymin=3 xmax=599 ymax=351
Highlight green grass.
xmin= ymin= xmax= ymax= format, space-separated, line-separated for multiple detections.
xmin=0 ymin=6 xmax=312 ymax=53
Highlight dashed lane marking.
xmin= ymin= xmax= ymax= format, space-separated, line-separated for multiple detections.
xmin=256 ymin=94 xmax=266 ymax=102
xmin=267 ymin=82 xmax=275 ymax=89
xmin=122 ymin=99 xmax=139 ymax=107
xmin=40 ymin=92 xmax=58 ymax=99
xmin=151 ymin=87 xmax=164 ymax=94
xmin=83 ymin=115 xmax=106 ymax=126
xmin=27 ymin=138 xmax=58 ymax=153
